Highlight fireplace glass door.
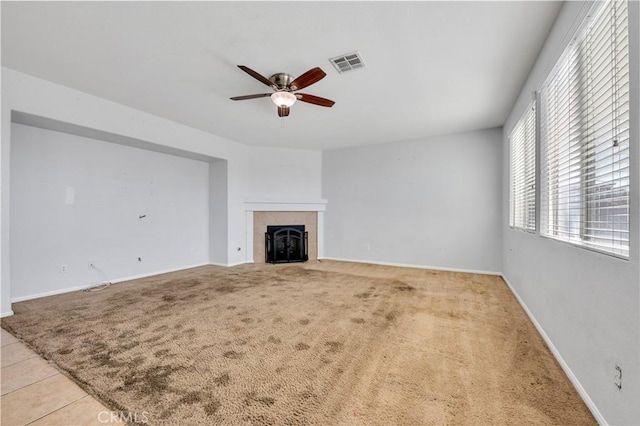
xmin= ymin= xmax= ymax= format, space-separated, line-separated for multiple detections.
xmin=265 ymin=225 xmax=308 ymax=264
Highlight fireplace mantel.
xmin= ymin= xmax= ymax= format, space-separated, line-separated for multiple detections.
xmin=243 ymin=199 xmax=327 ymax=263
xmin=243 ymin=199 xmax=327 ymax=212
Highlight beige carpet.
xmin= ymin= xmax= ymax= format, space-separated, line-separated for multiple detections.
xmin=2 ymin=261 xmax=594 ymax=425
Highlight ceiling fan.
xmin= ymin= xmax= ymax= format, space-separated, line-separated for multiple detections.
xmin=230 ymin=65 xmax=335 ymax=117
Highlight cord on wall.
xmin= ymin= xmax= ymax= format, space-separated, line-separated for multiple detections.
xmin=84 ymin=263 xmax=112 ymax=292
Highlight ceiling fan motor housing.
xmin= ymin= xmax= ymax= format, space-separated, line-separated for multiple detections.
xmin=270 ymin=73 xmax=295 ymax=90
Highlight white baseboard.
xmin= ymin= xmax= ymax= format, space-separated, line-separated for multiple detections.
xmin=501 ymin=274 xmax=607 ymax=426
xmin=11 ymin=262 xmax=210 ymax=304
xmin=1 ymin=310 xmax=15 ymax=318
xmin=319 ymin=257 xmax=502 ymax=276
xmin=210 ymin=260 xmax=254 ymax=267
xmin=109 ymin=262 xmax=210 ymax=285
xmin=12 ymin=284 xmax=89 ymax=303
xmin=226 ymin=261 xmax=253 ymax=267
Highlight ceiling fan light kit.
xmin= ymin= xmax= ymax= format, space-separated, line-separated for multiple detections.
xmin=231 ymin=65 xmax=335 ymax=117
xmin=271 ymin=91 xmax=296 ymax=107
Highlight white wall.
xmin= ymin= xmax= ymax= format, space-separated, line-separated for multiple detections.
xmin=322 ymin=128 xmax=503 ymax=274
xmin=10 ymin=123 xmax=209 ymax=300
xmin=209 ymin=159 xmax=228 ymax=266
xmin=246 ymin=146 xmax=322 ymax=200
xmin=502 ymin=2 xmax=640 ymax=424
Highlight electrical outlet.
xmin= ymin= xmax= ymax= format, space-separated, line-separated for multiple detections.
xmin=60 ymin=264 xmax=68 ymax=273
xmin=614 ymin=365 xmax=622 ymax=390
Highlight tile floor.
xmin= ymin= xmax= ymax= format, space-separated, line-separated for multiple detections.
xmin=1 ymin=329 xmax=123 ymax=426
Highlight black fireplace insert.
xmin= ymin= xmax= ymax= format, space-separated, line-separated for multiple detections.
xmin=265 ymin=225 xmax=308 ymax=264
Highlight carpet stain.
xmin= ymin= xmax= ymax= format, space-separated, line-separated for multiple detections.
xmin=325 ymin=341 xmax=344 ymax=354
xmin=203 ymin=398 xmax=221 ymax=416
xmin=354 ymin=292 xmax=371 ymax=299
xmin=243 ymin=414 xmax=276 ymax=425
xmin=385 ymin=311 xmax=398 ymax=321
xmin=92 ymin=352 xmax=125 ymax=368
xmin=295 ymin=343 xmax=310 ymax=351
xmin=119 ymin=341 xmax=140 ymax=351
xmin=245 ymin=392 xmax=276 ymax=407
xmin=213 ymin=372 xmax=230 ymax=386
xmin=162 ymin=294 xmax=177 ymax=302
xmin=123 ymin=365 xmax=178 ymax=395
xmin=298 ymin=390 xmax=316 ymax=401
xmin=118 ymin=330 xmax=139 ymax=339
xmin=179 ymin=391 xmax=202 ymax=405
xmin=128 ymin=356 xmax=146 ymax=368
xmin=143 ymin=334 xmax=163 ymax=344
xmin=223 ymin=350 xmax=244 ymax=359
xmin=395 ymin=285 xmax=415 ymax=292
xmin=154 ymin=349 xmax=170 ymax=358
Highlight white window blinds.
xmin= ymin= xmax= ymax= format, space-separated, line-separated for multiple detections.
xmin=510 ymin=101 xmax=536 ymax=231
xmin=540 ymin=0 xmax=629 ymax=257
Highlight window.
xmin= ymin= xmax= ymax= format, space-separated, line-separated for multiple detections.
xmin=510 ymin=101 xmax=536 ymax=231
xmin=540 ymin=0 xmax=629 ymax=257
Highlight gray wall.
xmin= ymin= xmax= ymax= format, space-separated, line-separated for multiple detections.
xmin=502 ymin=2 xmax=640 ymax=424
xmin=10 ymin=123 xmax=210 ymax=300
xmin=322 ymin=128 xmax=503 ymax=274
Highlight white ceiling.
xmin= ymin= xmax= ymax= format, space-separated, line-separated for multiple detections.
xmin=1 ymin=1 xmax=562 ymax=150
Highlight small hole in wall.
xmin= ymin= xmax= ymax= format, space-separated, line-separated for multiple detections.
xmin=237 ymin=247 xmax=242 ymax=251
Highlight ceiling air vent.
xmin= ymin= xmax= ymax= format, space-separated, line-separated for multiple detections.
xmin=329 ymin=51 xmax=366 ymax=74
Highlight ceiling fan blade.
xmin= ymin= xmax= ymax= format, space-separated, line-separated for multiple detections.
xmin=289 ymin=67 xmax=326 ymax=91
xmin=230 ymin=93 xmax=272 ymax=101
xmin=278 ymin=106 xmax=290 ymax=117
xmin=296 ymin=93 xmax=335 ymax=107
xmin=237 ymin=65 xmax=275 ymax=88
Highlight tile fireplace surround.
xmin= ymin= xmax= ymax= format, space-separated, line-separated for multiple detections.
xmin=255 ymin=212 xmax=316 ymax=263
xmin=243 ymin=199 xmax=327 ymax=264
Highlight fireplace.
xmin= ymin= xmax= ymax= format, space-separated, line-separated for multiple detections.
xmin=246 ymin=206 xmax=325 ymax=264
xmin=265 ymin=225 xmax=308 ymax=264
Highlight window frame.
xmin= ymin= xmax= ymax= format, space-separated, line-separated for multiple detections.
xmin=509 ymin=100 xmax=537 ymax=233
xmin=538 ymin=0 xmax=630 ymax=259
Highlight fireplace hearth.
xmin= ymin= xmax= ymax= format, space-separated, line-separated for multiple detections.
xmin=265 ymin=225 xmax=308 ymax=264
